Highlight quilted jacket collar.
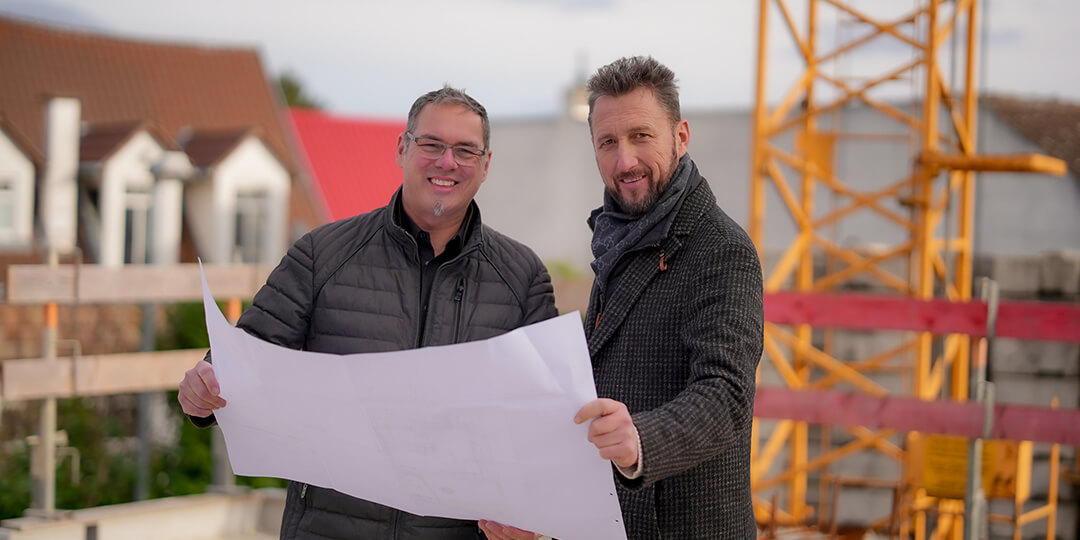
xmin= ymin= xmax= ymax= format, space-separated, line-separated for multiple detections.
xmin=383 ymin=187 xmax=485 ymax=256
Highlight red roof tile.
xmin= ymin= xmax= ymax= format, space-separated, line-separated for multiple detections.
xmin=182 ymin=128 xmax=255 ymax=168
xmin=287 ymin=108 xmax=405 ymax=221
xmin=0 ymin=113 xmax=42 ymax=167
xmin=78 ymin=121 xmax=176 ymax=163
xmin=0 ymin=15 xmax=295 ymax=173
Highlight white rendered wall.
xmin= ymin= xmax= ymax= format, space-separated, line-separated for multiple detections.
xmin=198 ymin=136 xmax=290 ymax=264
xmin=96 ymin=131 xmax=166 ymax=267
xmin=0 ymin=130 xmax=36 ymax=248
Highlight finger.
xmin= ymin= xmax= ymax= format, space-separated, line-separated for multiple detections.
xmin=193 ymin=363 xmax=227 ymax=408
xmin=196 ymin=362 xmax=223 ymax=396
xmin=184 ymin=375 xmax=226 ymax=410
xmin=478 ymin=521 xmax=540 ymax=540
xmin=478 ymin=521 xmax=511 ymax=540
xmin=177 ymin=388 xmax=213 ymax=417
xmin=586 ymin=410 xmax=633 ymax=441
xmin=178 ymin=376 xmax=220 ymax=416
xmin=178 ymin=368 xmax=226 ymax=412
xmin=574 ymin=398 xmax=617 ymax=424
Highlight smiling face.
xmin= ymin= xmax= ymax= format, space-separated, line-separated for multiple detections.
xmin=395 ymin=102 xmax=490 ymax=229
xmin=590 ymin=87 xmax=689 ymax=215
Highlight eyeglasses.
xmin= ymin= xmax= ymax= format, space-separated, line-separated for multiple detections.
xmin=405 ymin=132 xmax=487 ymax=164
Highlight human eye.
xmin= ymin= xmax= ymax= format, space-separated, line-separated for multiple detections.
xmin=452 ymin=146 xmax=483 ymax=161
xmin=596 ymin=138 xmax=615 ymax=149
xmin=415 ymin=139 xmax=446 ymax=154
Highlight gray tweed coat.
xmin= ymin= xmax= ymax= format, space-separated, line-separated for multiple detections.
xmin=584 ymin=179 xmax=763 ymax=539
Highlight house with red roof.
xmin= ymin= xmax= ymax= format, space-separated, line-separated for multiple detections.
xmin=0 ymin=15 xmax=324 ymax=267
xmin=287 ymin=108 xmax=405 ymax=222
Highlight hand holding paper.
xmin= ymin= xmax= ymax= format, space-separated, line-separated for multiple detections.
xmin=198 ymin=266 xmax=627 ymax=540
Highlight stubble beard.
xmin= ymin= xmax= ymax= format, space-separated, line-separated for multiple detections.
xmin=609 ymin=142 xmax=680 ymax=216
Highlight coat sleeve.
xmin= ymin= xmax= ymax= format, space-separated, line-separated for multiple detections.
xmin=187 ymin=233 xmax=317 ymax=428
xmin=625 ymin=239 xmax=763 ymax=488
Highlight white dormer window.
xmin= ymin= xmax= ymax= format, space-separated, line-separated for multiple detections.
xmin=233 ymin=190 xmax=267 ymax=263
xmin=123 ymin=186 xmax=152 ymax=264
xmin=0 ymin=180 xmax=14 ymax=236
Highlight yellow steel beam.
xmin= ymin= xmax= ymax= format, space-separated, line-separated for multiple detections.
xmin=769 ymin=58 xmax=924 ymax=137
xmin=775 ymin=0 xmax=811 ymax=62
xmin=817 ymin=11 xmax=921 ymax=64
xmin=765 ymin=158 xmax=813 ymax=230
xmin=810 ymin=340 xmax=916 ymax=390
xmin=752 ymin=420 xmax=795 ymax=485
xmin=764 ymin=233 xmax=811 ymax=292
xmin=764 ymin=331 xmax=805 ymax=388
xmin=920 ymin=151 xmax=1068 ymax=175
xmin=753 ymin=430 xmax=898 ymax=492
xmin=767 ymin=323 xmax=890 ymax=396
xmin=812 ymin=237 xmax=913 ymax=293
xmin=820 ymin=0 xmax=923 ymax=49
xmin=769 ymin=145 xmax=916 ymax=231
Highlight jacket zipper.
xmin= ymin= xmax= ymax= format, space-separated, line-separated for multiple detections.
xmin=300 ymin=482 xmax=308 ymax=499
xmin=453 ymin=278 xmax=466 ymax=342
xmin=416 ymin=244 xmax=481 ymax=348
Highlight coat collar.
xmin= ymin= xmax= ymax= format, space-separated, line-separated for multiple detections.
xmin=586 ymin=180 xmax=716 ymax=357
xmin=382 ymin=187 xmax=485 ymax=257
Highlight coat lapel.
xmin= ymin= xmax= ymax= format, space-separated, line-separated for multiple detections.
xmin=585 ymin=181 xmax=713 ymax=359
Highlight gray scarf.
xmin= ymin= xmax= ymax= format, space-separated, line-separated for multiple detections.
xmin=588 ymin=154 xmax=701 ymax=291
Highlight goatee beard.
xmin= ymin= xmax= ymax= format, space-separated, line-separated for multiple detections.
xmin=433 ymin=200 xmax=444 ymax=217
xmin=611 ymin=144 xmax=680 ymax=216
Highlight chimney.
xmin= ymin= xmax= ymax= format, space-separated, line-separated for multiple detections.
xmin=40 ymin=96 xmax=81 ymax=253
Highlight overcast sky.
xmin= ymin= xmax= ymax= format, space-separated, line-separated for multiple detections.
xmin=2 ymin=0 xmax=1077 ymax=120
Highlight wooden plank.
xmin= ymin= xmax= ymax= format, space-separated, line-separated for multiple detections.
xmin=754 ymin=387 xmax=1080 ymax=446
xmin=5 ymin=263 xmax=275 ymax=304
xmin=73 ymin=349 xmax=204 ymax=396
xmin=0 ymin=359 xmax=71 ymax=400
xmin=764 ymin=291 xmax=1080 ymax=343
xmin=0 ymin=349 xmax=204 ymax=400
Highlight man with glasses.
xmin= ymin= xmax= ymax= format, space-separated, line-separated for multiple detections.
xmin=179 ymin=86 xmax=558 ymax=539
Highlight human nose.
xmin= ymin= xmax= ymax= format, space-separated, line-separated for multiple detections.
xmin=433 ymin=145 xmax=459 ymax=169
xmin=614 ymin=143 xmax=639 ymax=173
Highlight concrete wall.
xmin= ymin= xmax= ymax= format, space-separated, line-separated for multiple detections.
xmin=481 ymin=103 xmax=1080 ymax=276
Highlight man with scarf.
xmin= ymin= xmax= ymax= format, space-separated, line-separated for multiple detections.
xmin=480 ymin=56 xmax=763 ymax=540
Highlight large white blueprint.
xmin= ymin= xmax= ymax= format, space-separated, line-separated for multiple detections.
xmin=200 ymin=269 xmax=626 ymax=540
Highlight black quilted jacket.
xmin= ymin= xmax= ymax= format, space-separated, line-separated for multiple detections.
xmin=201 ymin=190 xmax=558 ymax=539
xmin=585 ymin=178 xmax=764 ymax=539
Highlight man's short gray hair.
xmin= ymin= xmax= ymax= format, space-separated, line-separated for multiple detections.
xmin=586 ymin=56 xmax=681 ymax=129
xmin=406 ymin=85 xmax=490 ymax=149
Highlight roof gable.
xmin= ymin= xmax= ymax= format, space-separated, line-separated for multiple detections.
xmin=0 ymin=114 xmax=43 ymax=167
xmin=288 ymin=108 xmax=404 ymax=221
xmin=182 ymin=128 xmax=260 ymax=168
xmin=0 ymin=15 xmax=295 ymax=174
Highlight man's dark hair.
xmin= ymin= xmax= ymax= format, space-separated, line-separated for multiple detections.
xmin=406 ymin=85 xmax=490 ymax=149
xmin=586 ymin=56 xmax=681 ymax=129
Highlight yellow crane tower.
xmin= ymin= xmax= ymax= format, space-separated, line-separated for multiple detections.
xmin=748 ymin=0 xmax=1066 ymax=537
